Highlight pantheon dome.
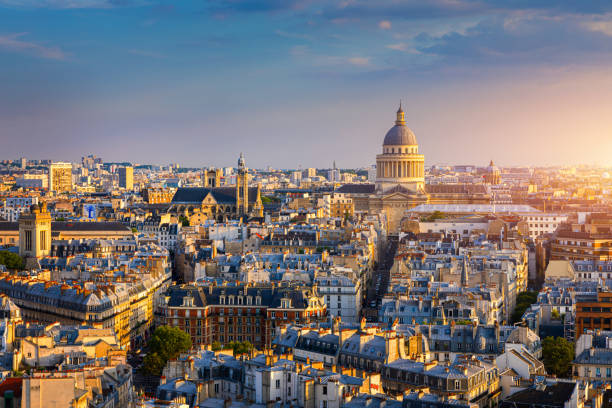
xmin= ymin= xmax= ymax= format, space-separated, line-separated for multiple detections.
xmin=383 ymin=107 xmax=418 ymax=146
xmin=375 ymin=105 xmax=425 ymax=193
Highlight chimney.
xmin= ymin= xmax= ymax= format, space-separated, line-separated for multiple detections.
xmin=494 ymin=320 xmax=500 ymax=343
xmin=332 ymin=316 xmax=340 ymax=336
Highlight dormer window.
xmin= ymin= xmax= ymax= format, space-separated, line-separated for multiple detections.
xmin=238 ymin=296 xmax=243 ymax=305
xmin=247 ymin=296 xmax=252 ymax=305
xmin=256 ymin=296 xmax=262 ymax=305
xmin=229 ymin=296 xmax=234 ymax=305
xmin=220 ymin=296 xmax=226 ymax=305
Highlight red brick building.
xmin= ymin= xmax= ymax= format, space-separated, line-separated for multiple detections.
xmin=161 ymin=283 xmax=327 ymax=350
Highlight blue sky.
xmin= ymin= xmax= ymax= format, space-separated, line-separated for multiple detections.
xmin=2 ymin=0 xmax=612 ymax=168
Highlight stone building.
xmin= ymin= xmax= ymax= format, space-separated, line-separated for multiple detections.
xmin=170 ymin=154 xmax=263 ymax=221
xmin=483 ymin=160 xmax=501 ymax=185
xmin=18 ymin=203 xmax=51 ymax=268
xmin=48 ymin=162 xmax=73 ymax=194
xmin=336 ymin=106 xmax=491 ymax=233
xmin=161 ymin=283 xmax=327 ymax=350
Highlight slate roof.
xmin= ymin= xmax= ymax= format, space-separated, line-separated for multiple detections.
xmin=295 ymin=331 xmax=339 ymax=356
xmin=272 ymin=327 xmax=300 ymax=349
xmin=385 ymin=357 xmax=492 ymax=381
xmin=165 ymin=286 xmax=208 ymax=308
xmin=0 ymin=222 xmax=18 ymax=231
xmin=340 ymin=333 xmax=387 ymax=361
xmin=165 ymin=284 xmax=316 ymax=309
xmin=575 ymin=349 xmax=612 ymax=365
xmin=501 ymin=382 xmax=576 ymax=407
xmin=344 ymin=395 xmax=403 ymax=408
xmin=53 ymin=222 xmax=131 ymax=232
xmin=425 ymin=184 xmax=488 ymax=195
xmin=335 ymin=184 xmax=375 ymax=194
xmin=171 ymin=187 xmax=259 ymax=205
xmin=0 ymin=221 xmax=130 ymax=233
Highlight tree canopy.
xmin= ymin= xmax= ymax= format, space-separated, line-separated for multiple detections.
xmin=227 ymin=341 xmax=253 ymax=356
xmin=511 ymin=291 xmax=539 ymax=323
xmin=178 ymin=215 xmax=190 ymax=227
xmin=142 ymin=326 xmax=192 ymax=375
xmin=541 ymin=336 xmax=574 ymax=377
xmin=421 ymin=211 xmax=446 ymax=222
xmin=261 ymin=196 xmax=279 ymax=204
xmin=0 ymin=251 xmax=24 ymax=270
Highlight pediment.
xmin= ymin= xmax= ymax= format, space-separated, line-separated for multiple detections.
xmin=381 ymin=192 xmax=416 ymax=200
xmin=202 ymin=192 xmax=218 ymax=205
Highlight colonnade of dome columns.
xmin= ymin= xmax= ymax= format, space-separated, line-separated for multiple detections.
xmin=376 ymin=157 xmax=424 ymax=179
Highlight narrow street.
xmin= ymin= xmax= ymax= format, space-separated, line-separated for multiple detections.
xmin=363 ymin=237 xmax=398 ymax=322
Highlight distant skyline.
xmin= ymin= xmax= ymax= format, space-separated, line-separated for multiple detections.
xmin=2 ymin=1 xmax=612 ymax=168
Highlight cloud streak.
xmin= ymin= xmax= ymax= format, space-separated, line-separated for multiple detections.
xmin=414 ymin=15 xmax=612 ymax=66
xmin=348 ymin=56 xmax=370 ymax=66
xmin=0 ymin=33 xmax=65 ymax=60
xmin=0 ymin=0 xmax=144 ymax=8
xmin=379 ymin=20 xmax=391 ymax=29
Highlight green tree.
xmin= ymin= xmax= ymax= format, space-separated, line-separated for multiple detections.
xmin=344 ymin=210 xmax=350 ymax=222
xmin=551 ymin=309 xmax=561 ymax=320
xmin=0 ymin=251 xmax=24 ymax=270
xmin=178 ymin=215 xmax=190 ymax=227
xmin=142 ymin=326 xmax=192 ymax=375
xmin=541 ymin=336 xmax=574 ymax=377
xmin=511 ymin=291 xmax=539 ymax=323
xmin=227 ymin=341 xmax=253 ymax=356
xmin=211 ymin=341 xmax=222 ymax=351
xmin=422 ymin=211 xmax=446 ymax=222
xmin=454 ymin=319 xmax=475 ymax=325
xmin=142 ymin=352 xmax=164 ymax=375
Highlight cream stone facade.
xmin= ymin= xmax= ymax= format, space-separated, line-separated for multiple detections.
xmin=339 ymin=106 xmax=489 ymax=233
xmin=18 ymin=203 xmax=52 ymax=267
xmin=375 ymin=105 xmax=425 ymax=193
xmin=338 ymin=105 xmax=491 ymax=233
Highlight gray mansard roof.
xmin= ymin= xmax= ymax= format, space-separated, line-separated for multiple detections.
xmin=171 ymin=187 xmax=259 ymax=205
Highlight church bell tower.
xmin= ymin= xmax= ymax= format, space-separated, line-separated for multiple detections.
xmin=236 ymin=153 xmax=249 ymax=216
xmin=19 ymin=203 xmax=52 ymax=269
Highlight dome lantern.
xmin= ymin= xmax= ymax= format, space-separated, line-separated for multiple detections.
xmin=396 ymin=102 xmax=405 ymax=126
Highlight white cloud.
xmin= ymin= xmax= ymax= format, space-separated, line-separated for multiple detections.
xmin=0 ymin=33 xmax=65 ymax=60
xmin=379 ymin=20 xmax=391 ymax=29
xmin=348 ymin=56 xmax=370 ymax=66
xmin=386 ymin=42 xmax=407 ymax=51
xmin=0 ymin=0 xmax=142 ymax=9
xmin=584 ymin=20 xmax=612 ymax=36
